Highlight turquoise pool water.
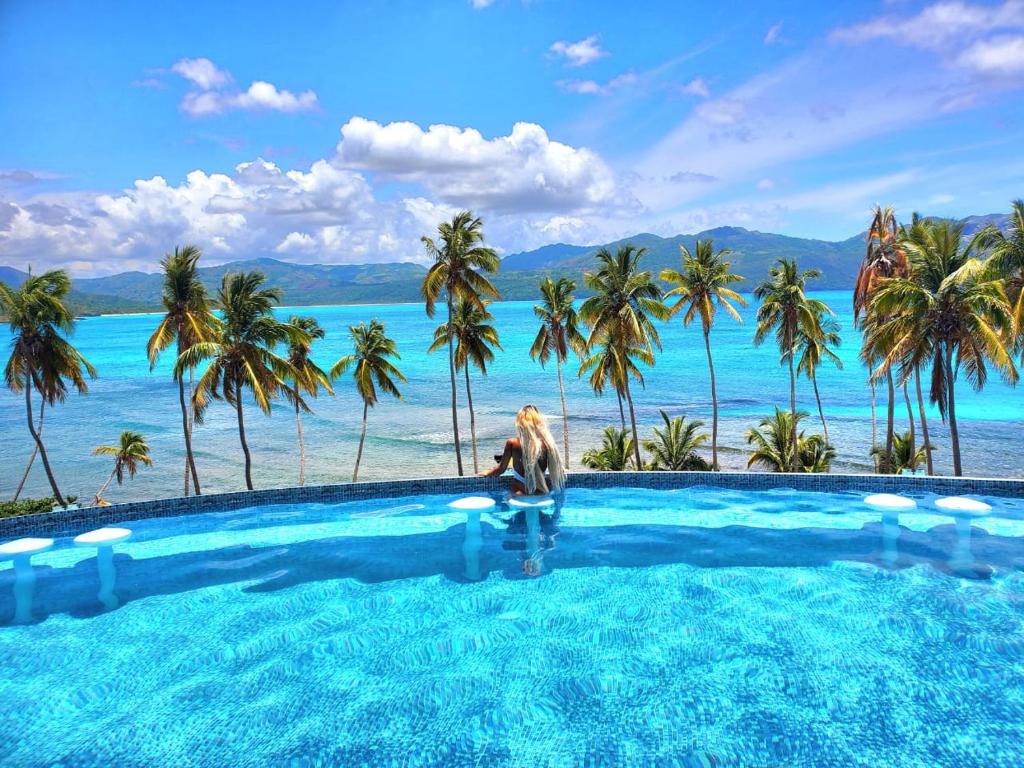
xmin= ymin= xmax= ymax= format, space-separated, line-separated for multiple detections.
xmin=1 ymin=486 xmax=1023 ymax=766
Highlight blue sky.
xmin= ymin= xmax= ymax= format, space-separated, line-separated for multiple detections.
xmin=1 ymin=0 xmax=1023 ymax=275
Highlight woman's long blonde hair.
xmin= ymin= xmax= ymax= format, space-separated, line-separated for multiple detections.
xmin=516 ymin=405 xmax=565 ymax=494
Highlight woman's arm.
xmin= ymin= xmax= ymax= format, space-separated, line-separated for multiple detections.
xmin=481 ymin=438 xmax=520 ymax=477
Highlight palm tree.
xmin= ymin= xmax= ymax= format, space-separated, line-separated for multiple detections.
xmin=530 ymin=276 xmax=586 ymax=464
xmin=642 ymin=410 xmax=711 ymax=471
xmin=331 ymin=320 xmax=406 ymax=482
xmin=753 ymin=258 xmax=828 ymax=471
xmin=428 ymin=299 xmax=502 ymax=474
xmin=854 ymin=205 xmax=909 ymax=472
xmin=871 ymin=431 xmax=930 ymax=475
xmin=867 ymin=216 xmax=1017 ymax=476
xmin=284 ymin=316 xmax=333 ymax=486
xmin=579 ymin=334 xmax=654 ymax=463
xmin=795 ymin=304 xmax=842 ymax=445
xmin=661 ymin=240 xmax=746 ymax=469
xmin=582 ymin=427 xmax=634 ymax=471
xmin=745 ymin=408 xmax=834 ymax=473
xmin=147 ymin=245 xmax=217 ymax=496
xmin=975 ymin=199 xmax=1024 ymax=350
xmin=580 ymin=245 xmax=668 ymax=468
xmin=421 ymin=212 xmax=500 ymax=477
xmin=176 ymin=272 xmax=298 ymax=491
xmin=1 ymin=270 xmax=95 ymax=507
xmin=92 ymin=430 xmax=153 ymax=505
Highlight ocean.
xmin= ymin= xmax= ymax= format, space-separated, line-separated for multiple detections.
xmin=2 ymin=290 xmax=1021 ymax=503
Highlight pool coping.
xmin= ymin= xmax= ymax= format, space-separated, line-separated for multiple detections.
xmin=4 ymin=470 xmax=1024 ymax=539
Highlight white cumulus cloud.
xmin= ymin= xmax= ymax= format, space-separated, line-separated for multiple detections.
xmin=169 ymin=58 xmax=319 ymax=117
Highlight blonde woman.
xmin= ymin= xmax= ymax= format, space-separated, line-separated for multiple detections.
xmin=483 ymin=405 xmax=566 ymax=496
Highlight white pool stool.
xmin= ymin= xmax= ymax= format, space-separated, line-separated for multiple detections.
xmin=448 ymin=496 xmax=496 ymax=511
xmin=935 ymin=496 xmax=992 ymax=515
xmin=0 ymin=537 xmax=54 ymax=624
xmin=864 ymin=493 xmax=917 ymax=510
xmin=508 ymin=495 xmax=555 ymax=509
xmin=74 ymin=527 xmax=131 ymax=610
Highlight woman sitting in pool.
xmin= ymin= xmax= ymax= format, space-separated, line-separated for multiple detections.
xmin=482 ymin=405 xmax=566 ymax=496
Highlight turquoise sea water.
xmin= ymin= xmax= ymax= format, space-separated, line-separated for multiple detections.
xmin=2 ymin=291 xmax=1022 ymax=502
xmin=1 ymin=486 xmax=1023 ymax=766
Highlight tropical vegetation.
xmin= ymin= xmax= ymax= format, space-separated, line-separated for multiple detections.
xmin=284 ymin=316 xmax=334 ymax=486
xmin=581 ymin=427 xmax=635 ymax=471
xmin=745 ymin=408 xmax=835 ymax=473
xmin=642 ymin=411 xmax=711 ymax=471
xmin=92 ymin=430 xmax=153 ymax=505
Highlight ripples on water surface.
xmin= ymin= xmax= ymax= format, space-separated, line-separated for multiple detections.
xmin=1 ymin=486 xmax=1023 ymax=767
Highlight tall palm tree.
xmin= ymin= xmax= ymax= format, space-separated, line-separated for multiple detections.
xmin=331 ymin=320 xmax=406 ymax=482
xmin=1 ymin=270 xmax=95 ymax=507
xmin=867 ymin=216 xmax=1017 ymax=475
xmin=92 ymin=430 xmax=153 ymax=505
xmin=580 ymin=244 xmax=668 ymax=468
xmin=642 ymin=410 xmax=711 ymax=471
xmin=176 ymin=272 xmax=298 ymax=491
xmin=428 ymin=299 xmax=501 ymax=474
xmin=582 ymin=427 xmax=634 ymax=471
xmin=745 ymin=408 xmax=834 ymax=473
xmin=147 ymin=245 xmax=217 ymax=496
xmin=753 ymin=258 xmax=828 ymax=471
xmin=284 ymin=316 xmax=333 ymax=486
xmin=854 ymin=205 xmax=909 ymax=472
xmin=975 ymin=199 xmax=1024 ymax=351
xmin=795 ymin=304 xmax=842 ymax=445
xmin=530 ymin=276 xmax=586 ymax=464
xmin=661 ymin=240 xmax=746 ymax=469
xmin=421 ymin=211 xmax=500 ymax=477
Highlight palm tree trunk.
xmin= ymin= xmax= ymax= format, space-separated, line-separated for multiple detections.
xmin=616 ymin=390 xmax=625 ymax=430
xmin=915 ymin=368 xmax=934 ymax=475
xmin=235 ymin=379 xmax=254 ymax=491
xmin=885 ymin=370 xmax=896 ymax=474
xmin=903 ymin=380 xmax=916 ymax=471
xmin=446 ymin=295 xmax=464 ymax=476
xmin=812 ymin=371 xmax=829 ymax=446
xmin=703 ymin=326 xmax=720 ymax=470
xmin=622 ymin=378 xmax=643 ymax=470
xmin=788 ymin=348 xmax=798 ymax=473
xmin=945 ymin=343 xmax=962 ymax=477
xmin=353 ymin=401 xmax=368 ymax=482
xmin=24 ymin=374 xmax=65 ymax=507
xmin=870 ymin=378 xmax=877 ymax=450
xmin=93 ymin=467 xmax=117 ymax=506
xmin=464 ymin=365 xmax=479 ymax=474
xmin=556 ymin=359 xmax=570 ymax=464
xmin=179 ymin=367 xmax=201 ymax=496
xmin=13 ymin=400 xmax=43 ymax=501
xmin=295 ymin=397 xmax=306 ymax=486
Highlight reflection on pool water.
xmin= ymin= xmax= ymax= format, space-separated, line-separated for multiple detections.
xmin=1 ymin=486 xmax=1023 ymax=767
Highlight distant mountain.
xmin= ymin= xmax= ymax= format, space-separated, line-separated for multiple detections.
xmin=0 ymin=213 xmax=1011 ymax=314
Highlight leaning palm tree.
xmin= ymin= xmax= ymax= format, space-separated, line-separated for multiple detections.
xmin=421 ymin=211 xmax=500 ymax=477
xmin=854 ymin=205 xmax=909 ymax=472
xmin=92 ymin=430 xmax=153 ymax=505
xmin=642 ymin=410 xmax=711 ymax=471
xmin=580 ymin=245 xmax=668 ymax=468
xmin=428 ymin=299 xmax=501 ymax=474
xmin=1 ymin=270 xmax=95 ymax=507
xmin=745 ymin=408 xmax=834 ymax=473
xmin=147 ymin=245 xmax=217 ymax=496
xmin=284 ymin=316 xmax=333 ymax=486
xmin=530 ymin=276 xmax=586 ymax=463
xmin=753 ymin=258 xmax=828 ymax=471
xmin=579 ymin=333 xmax=654 ymax=465
xmin=661 ymin=239 xmax=746 ymax=469
xmin=331 ymin=320 xmax=406 ymax=482
xmin=582 ymin=426 xmax=634 ymax=471
xmin=867 ymin=216 xmax=1017 ymax=476
xmin=176 ymin=272 xmax=299 ymax=491
xmin=795 ymin=304 xmax=843 ymax=445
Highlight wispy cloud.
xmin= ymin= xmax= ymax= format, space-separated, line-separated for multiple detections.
xmin=679 ymin=76 xmax=710 ymax=97
xmin=549 ymin=35 xmax=607 ymax=67
xmin=169 ymin=57 xmax=319 ymax=116
xmin=557 ymin=72 xmax=637 ymax=96
xmin=764 ymin=22 xmax=783 ymax=45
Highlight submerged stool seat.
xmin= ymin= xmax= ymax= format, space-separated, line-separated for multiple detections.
xmin=448 ymin=496 xmax=496 ymax=511
xmin=936 ymin=497 xmax=992 ymax=515
xmin=864 ymin=493 xmax=917 ymax=510
xmin=0 ymin=537 xmax=55 ymax=558
xmin=73 ymin=527 xmax=132 ymax=547
xmin=508 ymin=495 xmax=554 ymax=509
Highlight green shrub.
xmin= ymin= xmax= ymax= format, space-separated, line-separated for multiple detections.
xmin=0 ymin=496 xmax=78 ymax=519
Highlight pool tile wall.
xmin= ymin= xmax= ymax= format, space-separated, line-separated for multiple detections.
xmin=4 ymin=470 xmax=1024 ymax=539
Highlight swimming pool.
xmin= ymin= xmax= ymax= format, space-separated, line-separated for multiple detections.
xmin=1 ymin=484 xmax=1023 ymax=767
